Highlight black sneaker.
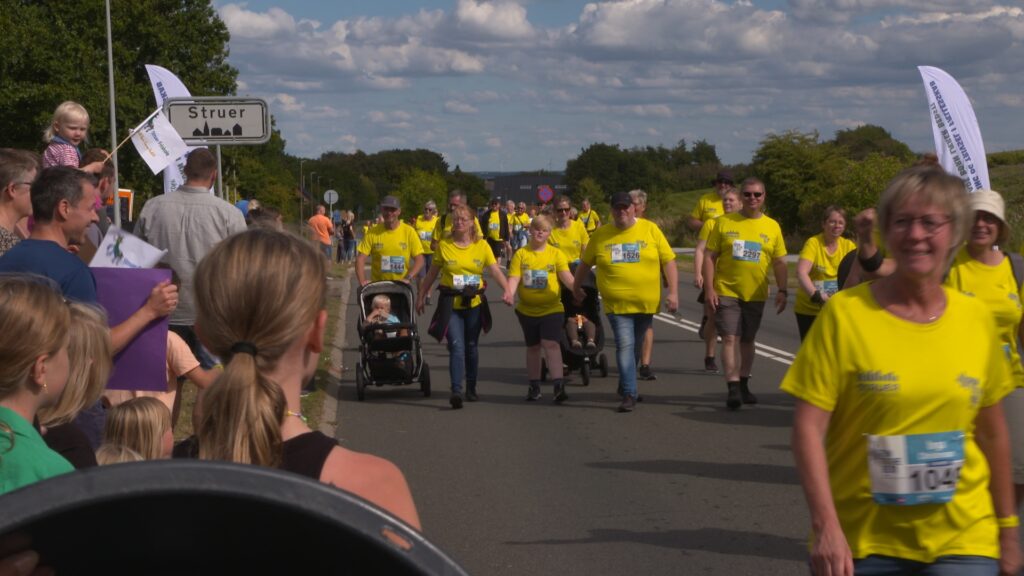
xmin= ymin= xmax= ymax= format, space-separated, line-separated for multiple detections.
xmin=638 ymin=364 xmax=656 ymax=381
xmin=526 ymin=384 xmax=541 ymax=401
xmin=466 ymin=390 xmax=479 ymax=402
xmin=740 ymin=381 xmax=758 ymax=405
xmin=726 ymin=382 xmax=741 ymax=410
xmin=704 ymin=356 xmax=718 ymax=373
xmin=617 ymin=395 xmax=636 ymax=413
xmin=450 ymin=393 xmax=464 ymax=409
xmin=553 ymin=383 xmax=568 ymax=403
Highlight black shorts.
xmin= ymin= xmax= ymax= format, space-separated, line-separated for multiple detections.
xmin=515 ymin=311 xmax=564 ymax=346
xmin=713 ymin=297 xmax=766 ymax=343
xmin=487 ymin=238 xmax=504 ymax=258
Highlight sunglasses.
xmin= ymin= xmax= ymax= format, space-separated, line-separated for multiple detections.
xmin=742 ymin=192 xmax=763 ymax=198
xmin=556 ymin=207 xmax=571 ymax=213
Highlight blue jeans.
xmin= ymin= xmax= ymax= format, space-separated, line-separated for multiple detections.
xmin=344 ymin=239 xmax=356 ymax=261
xmin=446 ymin=306 xmax=482 ymax=395
xmin=852 ymin=554 xmax=997 ymax=576
xmin=606 ymin=313 xmax=653 ymax=399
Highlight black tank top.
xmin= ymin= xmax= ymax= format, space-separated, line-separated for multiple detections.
xmin=172 ymin=431 xmax=337 ymax=481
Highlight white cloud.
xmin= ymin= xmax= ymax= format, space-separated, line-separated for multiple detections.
xmin=271 ymin=93 xmax=304 ymax=113
xmin=485 ymin=137 xmax=502 ymax=147
xmin=444 ymin=100 xmax=479 ymax=114
xmin=220 ymin=5 xmax=296 ymax=39
xmin=453 ymin=0 xmax=535 ymax=39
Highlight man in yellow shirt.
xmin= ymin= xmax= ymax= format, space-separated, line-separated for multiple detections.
xmin=703 ymin=177 xmax=787 ymax=410
xmin=307 ymin=205 xmax=334 ymax=260
xmin=686 ymin=170 xmax=734 ymax=232
xmin=479 ymin=197 xmax=511 ymax=265
xmin=431 ymin=190 xmax=482 ymax=251
xmin=578 ymin=198 xmax=601 ymax=234
xmin=356 ymin=196 xmax=424 ymax=286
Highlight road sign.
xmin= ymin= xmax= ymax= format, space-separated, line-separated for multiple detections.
xmin=324 ymin=189 xmax=339 ymax=205
xmin=537 ymin=185 xmax=554 ymax=203
xmin=164 ymin=97 xmax=270 ymax=145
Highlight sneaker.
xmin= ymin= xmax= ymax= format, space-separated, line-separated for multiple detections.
xmin=526 ymin=384 xmax=541 ymax=401
xmin=726 ymin=382 xmax=742 ymax=410
xmin=450 ymin=393 xmax=464 ymax=409
xmin=584 ymin=340 xmax=597 ymax=353
xmin=617 ymin=395 xmax=636 ymax=413
xmin=553 ymin=383 xmax=568 ymax=403
xmin=740 ymin=381 xmax=758 ymax=405
xmin=698 ymin=315 xmax=707 ymax=339
xmin=466 ymin=390 xmax=479 ymax=402
xmin=704 ymin=356 xmax=718 ymax=373
xmin=571 ymin=340 xmax=583 ymax=350
xmin=638 ymin=364 xmax=656 ymax=381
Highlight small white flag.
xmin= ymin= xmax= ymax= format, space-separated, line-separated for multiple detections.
xmin=130 ymin=109 xmax=189 ymax=175
xmin=90 ymin=226 xmax=167 ymax=269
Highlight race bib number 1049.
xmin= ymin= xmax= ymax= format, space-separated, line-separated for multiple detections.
xmin=867 ymin=431 xmax=964 ymax=506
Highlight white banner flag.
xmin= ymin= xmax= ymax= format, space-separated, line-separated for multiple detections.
xmin=918 ymin=66 xmax=989 ymax=192
xmin=146 ymin=64 xmax=197 ymax=193
xmin=130 ymin=110 xmax=190 ymax=175
xmin=90 ymin=226 xmax=167 ymax=269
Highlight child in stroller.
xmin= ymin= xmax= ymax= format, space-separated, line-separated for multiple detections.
xmin=355 ymin=282 xmax=431 ymax=401
xmin=365 ymin=295 xmax=407 ymax=339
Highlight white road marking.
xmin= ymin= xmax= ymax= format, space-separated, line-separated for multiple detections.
xmin=654 ymin=312 xmax=795 ymax=366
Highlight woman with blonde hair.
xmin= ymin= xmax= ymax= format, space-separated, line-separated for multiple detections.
xmin=0 ymin=275 xmax=74 ymax=494
xmin=175 ymin=228 xmax=421 ymax=530
xmin=101 ymin=397 xmax=172 ymax=461
xmin=38 ymin=302 xmax=113 ymax=468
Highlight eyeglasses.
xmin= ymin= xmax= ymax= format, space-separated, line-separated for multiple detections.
xmin=975 ymin=212 xmax=1001 ymax=225
xmin=556 ymin=207 xmax=571 ymax=213
xmin=742 ymin=191 xmax=764 ymax=198
xmin=891 ymin=215 xmax=952 ymax=235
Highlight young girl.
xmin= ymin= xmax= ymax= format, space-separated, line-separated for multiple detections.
xmin=101 ymin=397 xmax=173 ymax=461
xmin=37 ymin=303 xmax=113 ymax=469
xmin=177 ymin=228 xmax=422 ymax=530
xmin=42 ymin=101 xmax=103 ymax=173
xmin=0 ymin=275 xmax=74 ymax=494
xmin=507 ymin=216 xmax=575 ymax=402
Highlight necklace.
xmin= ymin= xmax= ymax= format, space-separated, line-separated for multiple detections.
xmin=286 ymin=410 xmax=307 ymax=424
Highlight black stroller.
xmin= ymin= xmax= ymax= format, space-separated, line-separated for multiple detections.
xmin=541 ymin=279 xmax=609 ymax=386
xmin=355 ymin=281 xmax=430 ymax=400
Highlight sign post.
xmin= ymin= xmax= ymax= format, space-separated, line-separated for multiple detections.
xmin=164 ymin=97 xmax=270 ymax=145
xmin=324 ymin=189 xmax=339 ymax=218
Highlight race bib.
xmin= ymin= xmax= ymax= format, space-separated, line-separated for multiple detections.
xmin=452 ymin=274 xmax=482 ymax=289
xmin=489 ymin=222 xmax=500 ymax=231
xmin=523 ymin=269 xmax=548 ymax=290
xmin=731 ymin=240 xmax=762 ymax=263
xmin=610 ymin=243 xmax=640 ymax=264
xmin=867 ymin=431 xmax=964 ymax=505
xmin=814 ymin=279 xmax=840 ymax=297
xmin=381 ymin=256 xmax=406 ymax=274
xmin=418 ymin=230 xmax=433 ymax=241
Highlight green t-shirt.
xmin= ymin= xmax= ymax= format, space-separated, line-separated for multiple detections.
xmin=0 ymin=405 xmax=74 ymax=495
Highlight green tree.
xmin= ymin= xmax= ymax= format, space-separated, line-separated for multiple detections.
xmin=575 ymin=177 xmax=603 ymax=203
xmin=831 ymin=124 xmax=914 ymax=162
xmin=393 ymin=169 xmax=447 ymax=217
xmin=446 ymin=166 xmax=487 ymax=207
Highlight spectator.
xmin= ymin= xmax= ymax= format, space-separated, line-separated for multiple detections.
xmin=95 ymin=444 xmax=144 ymax=465
xmin=101 ymin=397 xmax=173 ymax=461
xmin=341 ymin=210 xmax=357 ymax=262
xmin=178 ymin=228 xmax=422 ymax=530
xmin=307 ymin=205 xmax=334 ymax=260
xmin=249 ymin=205 xmax=283 ymax=231
xmin=0 ymin=149 xmax=39 ymax=257
xmin=573 ymin=192 xmax=678 ymax=413
xmin=81 ymin=148 xmax=115 ymax=247
xmin=0 ymin=275 xmax=74 ymax=494
xmin=37 ymin=302 xmax=112 ymax=469
xmin=42 ymin=101 xmax=103 ymax=174
xmin=136 ymin=148 xmax=245 ymax=370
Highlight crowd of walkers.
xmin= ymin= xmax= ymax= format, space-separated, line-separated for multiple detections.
xmin=1 ymin=99 xmax=1023 ymax=575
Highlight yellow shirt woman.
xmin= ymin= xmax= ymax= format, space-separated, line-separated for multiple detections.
xmin=434 ymin=238 xmax=496 ymax=310
xmin=548 ymin=219 xmax=589 ymax=265
xmin=509 ymin=245 xmax=569 ymax=317
xmin=794 ymin=233 xmax=856 ymax=316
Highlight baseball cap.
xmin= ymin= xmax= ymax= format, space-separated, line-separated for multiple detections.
xmin=610 ymin=192 xmax=632 ymax=208
xmin=380 ymin=196 xmax=401 ymax=209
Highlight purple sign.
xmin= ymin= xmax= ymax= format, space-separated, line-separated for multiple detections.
xmin=537 ymin=185 xmax=554 ymax=203
xmin=94 ymin=267 xmax=171 ymax=391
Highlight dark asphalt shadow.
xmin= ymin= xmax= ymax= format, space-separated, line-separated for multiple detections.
xmin=506 ymin=526 xmax=807 ymax=562
xmin=586 ymin=459 xmax=799 ymax=485
xmin=673 ymin=405 xmax=795 ymax=428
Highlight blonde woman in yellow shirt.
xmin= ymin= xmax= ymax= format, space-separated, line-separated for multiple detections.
xmin=794 ymin=206 xmax=856 ymax=340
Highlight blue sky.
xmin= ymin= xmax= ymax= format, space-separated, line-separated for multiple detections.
xmin=213 ymin=1 xmax=1024 ymax=171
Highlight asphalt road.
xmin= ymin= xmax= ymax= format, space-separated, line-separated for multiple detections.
xmin=333 ymin=267 xmax=810 ymax=575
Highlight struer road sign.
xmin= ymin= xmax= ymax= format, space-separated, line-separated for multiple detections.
xmin=164 ymin=97 xmax=270 ymax=145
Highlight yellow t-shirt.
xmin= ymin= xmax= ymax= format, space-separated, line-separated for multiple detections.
xmin=485 ymin=211 xmax=503 ymax=241
xmin=795 ymin=234 xmax=857 ymax=316
xmin=581 ymin=219 xmax=674 ymax=314
xmin=356 ymin=222 xmax=424 ymax=282
xmin=706 ymin=212 xmax=787 ymax=302
xmin=946 ymin=246 xmax=1024 ymax=387
xmin=509 ymin=245 xmax=569 ymax=317
xmin=690 ymin=192 xmax=724 ymax=223
xmin=781 ymin=283 xmax=1012 ymax=563
xmin=548 ymin=219 xmax=589 ymax=265
xmin=697 ymin=217 xmax=717 ymax=243
xmin=510 ymin=213 xmax=532 ymax=235
xmin=413 ymin=215 xmax=436 ymax=255
xmin=578 ymin=209 xmax=601 ymax=233
xmin=434 ymin=238 xmax=496 ymax=310
xmin=432 ymin=214 xmax=483 ymax=243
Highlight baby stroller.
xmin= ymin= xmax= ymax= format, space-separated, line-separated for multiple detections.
xmin=355 ymin=281 xmax=430 ymax=401
xmin=541 ymin=275 xmax=608 ymax=386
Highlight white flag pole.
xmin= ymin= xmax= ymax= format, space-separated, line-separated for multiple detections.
xmin=105 ymin=0 xmax=121 ymax=228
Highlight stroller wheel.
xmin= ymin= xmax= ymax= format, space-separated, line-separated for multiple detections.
xmin=420 ymin=362 xmax=431 ymax=397
xmin=356 ymin=362 xmax=366 ymax=401
xmin=598 ymin=353 xmax=609 ymax=377
xmin=580 ymin=360 xmax=591 ymax=386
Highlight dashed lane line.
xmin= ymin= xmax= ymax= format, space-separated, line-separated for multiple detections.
xmin=654 ymin=312 xmax=795 ymax=366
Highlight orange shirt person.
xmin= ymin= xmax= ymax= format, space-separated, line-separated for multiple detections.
xmin=307 ymin=205 xmax=334 ymax=259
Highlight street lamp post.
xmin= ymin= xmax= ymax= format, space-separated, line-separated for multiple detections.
xmin=299 ymin=159 xmax=306 ymax=223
